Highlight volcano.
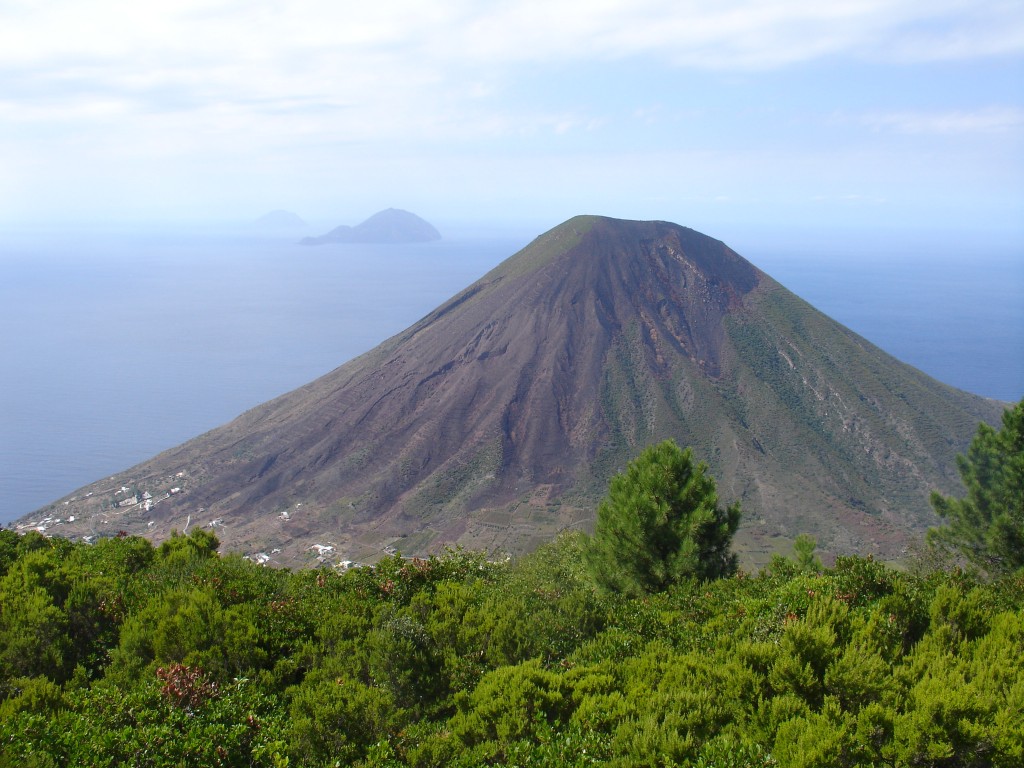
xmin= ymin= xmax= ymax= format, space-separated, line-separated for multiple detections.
xmin=27 ymin=216 xmax=1005 ymax=567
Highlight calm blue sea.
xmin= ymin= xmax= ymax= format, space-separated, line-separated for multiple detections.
xmin=2 ymin=226 xmax=1022 ymax=524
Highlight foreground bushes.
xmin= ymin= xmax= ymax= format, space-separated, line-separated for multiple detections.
xmin=0 ymin=528 xmax=1021 ymax=767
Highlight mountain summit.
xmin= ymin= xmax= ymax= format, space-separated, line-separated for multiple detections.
xmin=301 ymin=208 xmax=441 ymax=245
xmin=27 ymin=216 xmax=1004 ymax=567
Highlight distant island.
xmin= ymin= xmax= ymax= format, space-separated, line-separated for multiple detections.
xmin=300 ymin=208 xmax=442 ymax=245
xmin=252 ymin=209 xmax=307 ymax=230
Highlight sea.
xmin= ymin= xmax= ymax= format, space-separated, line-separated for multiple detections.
xmin=2 ymin=224 xmax=1022 ymax=525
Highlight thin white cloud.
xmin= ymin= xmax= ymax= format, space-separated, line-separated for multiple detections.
xmin=1 ymin=2 xmax=1019 ymax=124
xmin=0 ymin=1 xmax=1021 ymax=223
xmin=2 ymin=2 xmax=1020 ymax=73
xmin=863 ymin=107 xmax=1024 ymax=135
xmin=2 ymin=0 xmax=1014 ymax=140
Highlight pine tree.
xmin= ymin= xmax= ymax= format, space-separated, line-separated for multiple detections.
xmin=794 ymin=534 xmax=823 ymax=574
xmin=584 ymin=440 xmax=740 ymax=595
xmin=928 ymin=398 xmax=1024 ymax=575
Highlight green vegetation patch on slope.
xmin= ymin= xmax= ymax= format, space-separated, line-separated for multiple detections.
xmin=481 ymin=215 xmax=598 ymax=283
xmin=402 ymin=435 xmax=505 ymax=518
xmin=725 ymin=284 xmax=997 ymax=525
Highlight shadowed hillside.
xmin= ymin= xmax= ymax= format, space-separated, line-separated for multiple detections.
xmin=22 ymin=216 xmax=1005 ymax=567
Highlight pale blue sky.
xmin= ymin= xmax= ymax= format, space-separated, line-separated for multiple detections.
xmin=1 ymin=1 xmax=1022 ymax=243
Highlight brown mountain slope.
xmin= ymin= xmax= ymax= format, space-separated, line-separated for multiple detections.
xmin=25 ymin=216 xmax=1006 ymax=567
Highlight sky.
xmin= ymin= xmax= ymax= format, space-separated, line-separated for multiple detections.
xmin=1 ymin=0 xmax=1022 ymax=243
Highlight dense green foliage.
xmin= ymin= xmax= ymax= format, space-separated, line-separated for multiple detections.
xmin=1 ymin=524 xmax=1022 ymax=767
xmin=585 ymin=440 xmax=741 ymax=595
xmin=929 ymin=397 xmax=1024 ymax=576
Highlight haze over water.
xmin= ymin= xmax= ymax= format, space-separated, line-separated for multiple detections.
xmin=2 ymin=224 xmax=1021 ymax=525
